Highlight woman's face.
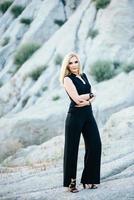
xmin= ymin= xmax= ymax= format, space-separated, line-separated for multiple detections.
xmin=67 ymin=56 xmax=79 ymax=74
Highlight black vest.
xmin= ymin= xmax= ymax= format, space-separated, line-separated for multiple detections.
xmin=65 ymin=73 xmax=91 ymax=112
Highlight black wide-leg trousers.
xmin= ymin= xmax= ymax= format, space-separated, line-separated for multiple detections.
xmin=63 ymin=106 xmax=102 ymax=187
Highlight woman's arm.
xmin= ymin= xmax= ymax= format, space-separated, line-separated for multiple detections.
xmin=75 ymin=96 xmax=95 ymax=107
xmin=79 ymin=94 xmax=90 ymax=100
xmin=63 ymin=77 xmax=89 ymax=104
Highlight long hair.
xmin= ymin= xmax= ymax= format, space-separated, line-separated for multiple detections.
xmin=59 ymin=52 xmax=82 ymax=85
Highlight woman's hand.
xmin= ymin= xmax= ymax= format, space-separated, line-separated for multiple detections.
xmin=89 ymin=96 xmax=95 ymax=103
xmin=75 ymin=99 xmax=89 ymax=107
xmin=75 ymin=96 xmax=96 ymax=107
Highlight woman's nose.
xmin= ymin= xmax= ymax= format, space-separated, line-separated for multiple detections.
xmin=73 ymin=63 xmax=77 ymax=67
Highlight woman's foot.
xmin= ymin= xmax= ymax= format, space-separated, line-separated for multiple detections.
xmin=89 ymin=184 xmax=98 ymax=189
xmin=82 ymin=183 xmax=98 ymax=189
xmin=68 ymin=178 xmax=79 ymax=193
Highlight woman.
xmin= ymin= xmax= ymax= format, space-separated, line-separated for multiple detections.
xmin=59 ymin=52 xmax=102 ymax=193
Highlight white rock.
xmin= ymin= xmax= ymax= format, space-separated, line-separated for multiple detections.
xmin=92 ymin=71 xmax=134 ymax=126
xmin=101 ymin=106 xmax=134 ymax=162
xmin=0 ymin=106 xmax=134 ymax=200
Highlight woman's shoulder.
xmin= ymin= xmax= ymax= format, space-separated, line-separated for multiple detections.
xmin=64 ymin=75 xmax=72 ymax=82
xmin=64 ymin=74 xmax=71 ymax=79
xmin=64 ymin=74 xmax=74 ymax=79
xmin=64 ymin=74 xmax=75 ymax=85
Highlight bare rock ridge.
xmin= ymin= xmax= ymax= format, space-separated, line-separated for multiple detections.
xmin=0 ymin=106 xmax=134 ymax=199
xmin=0 ymin=0 xmax=134 ymax=199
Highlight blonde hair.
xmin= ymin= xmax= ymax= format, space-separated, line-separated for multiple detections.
xmin=59 ymin=52 xmax=82 ymax=85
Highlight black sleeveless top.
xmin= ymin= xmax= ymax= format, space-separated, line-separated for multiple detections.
xmin=65 ymin=73 xmax=92 ymax=113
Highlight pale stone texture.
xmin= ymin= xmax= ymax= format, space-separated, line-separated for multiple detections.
xmin=0 ymin=0 xmax=134 ymax=199
xmin=0 ymin=107 xmax=134 ymax=199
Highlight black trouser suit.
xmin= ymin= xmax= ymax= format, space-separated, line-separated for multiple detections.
xmin=63 ymin=73 xmax=102 ymax=187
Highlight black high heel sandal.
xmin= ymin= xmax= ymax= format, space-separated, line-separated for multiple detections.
xmin=82 ymin=183 xmax=98 ymax=189
xmin=90 ymin=184 xmax=98 ymax=189
xmin=68 ymin=178 xmax=79 ymax=193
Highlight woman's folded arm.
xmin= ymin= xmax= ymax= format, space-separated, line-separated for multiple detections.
xmin=63 ymin=77 xmax=89 ymax=104
xmin=79 ymin=94 xmax=90 ymax=100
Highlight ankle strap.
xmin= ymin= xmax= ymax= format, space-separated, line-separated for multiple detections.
xmin=69 ymin=178 xmax=76 ymax=188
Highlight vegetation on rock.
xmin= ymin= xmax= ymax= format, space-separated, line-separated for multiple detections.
xmin=90 ymin=60 xmax=115 ymax=82
xmin=0 ymin=1 xmax=13 ymax=14
xmin=11 ymin=5 xmax=25 ymax=18
xmin=14 ymin=43 xmax=40 ymax=68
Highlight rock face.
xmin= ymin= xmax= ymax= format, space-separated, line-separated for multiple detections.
xmin=0 ymin=0 xmax=134 ymax=199
xmin=0 ymin=107 xmax=134 ymax=199
xmin=102 ymin=106 xmax=134 ymax=162
xmin=93 ymin=71 xmax=134 ymax=127
xmin=0 ymin=0 xmax=134 ymax=117
xmin=0 ymin=96 xmax=67 ymax=161
xmin=0 ymin=70 xmax=134 ymax=163
xmin=86 ymin=0 xmax=134 ymax=67
xmin=1 ymin=135 xmax=64 ymax=167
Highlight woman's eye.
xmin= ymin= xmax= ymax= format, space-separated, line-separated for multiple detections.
xmin=69 ymin=61 xmax=78 ymax=65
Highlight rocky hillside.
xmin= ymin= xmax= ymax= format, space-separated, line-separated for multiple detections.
xmin=0 ymin=106 xmax=134 ymax=199
xmin=0 ymin=0 xmax=134 ymax=199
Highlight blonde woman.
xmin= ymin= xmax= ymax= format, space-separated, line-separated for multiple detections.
xmin=59 ymin=52 xmax=102 ymax=193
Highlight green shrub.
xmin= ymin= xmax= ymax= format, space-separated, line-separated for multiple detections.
xmin=29 ymin=65 xmax=47 ymax=80
xmin=14 ymin=43 xmax=40 ymax=67
xmin=1 ymin=37 xmax=10 ymax=46
xmin=20 ymin=18 xmax=33 ymax=25
xmin=42 ymin=86 xmax=48 ymax=91
xmin=112 ymin=61 xmax=123 ymax=75
xmin=92 ymin=0 xmax=111 ymax=10
xmin=87 ymin=29 xmax=99 ymax=39
xmin=0 ymin=1 xmax=13 ymax=13
xmin=11 ymin=5 xmax=25 ymax=18
xmin=8 ymin=64 xmax=22 ymax=74
xmin=29 ymin=68 xmax=43 ymax=80
xmin=54 ymin=19 xmax=66 ymax=26
xmin=54 ymin=54 xmax=62 ymax=65
xmin=122 ymin=63 xmax=134 ymax=73
xmin=52 ymin=95 xmax=60 ymax=101
xmin=90 ymin=60 xmax=115 ymax=82
xmin=113 ymin=61 xmax=121 ymax=69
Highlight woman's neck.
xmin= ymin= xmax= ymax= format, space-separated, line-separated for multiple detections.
xmin=72 ymin=72 xmax=79 ymax=76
